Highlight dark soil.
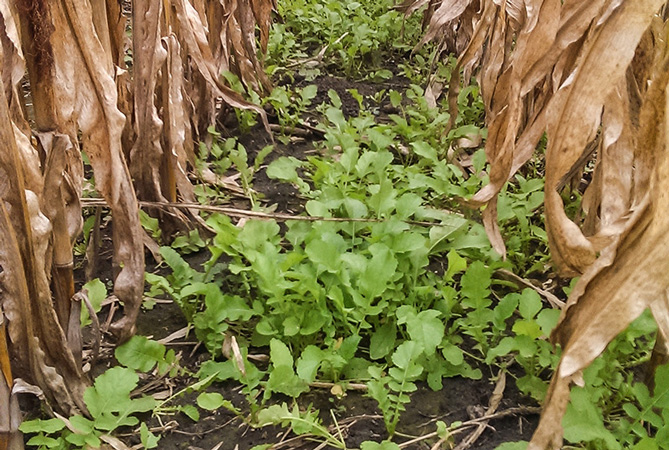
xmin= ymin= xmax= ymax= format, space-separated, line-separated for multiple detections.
xmin=128 ymin=298 xmax=538 ymax=450
xmin=74 ymin=73 xmax=540 ymax=450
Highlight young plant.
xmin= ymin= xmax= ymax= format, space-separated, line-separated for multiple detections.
xmin=367 ymin=341 xmax=424 ymax=436
xmin=21 ymin=367 xmax=159 ymax=450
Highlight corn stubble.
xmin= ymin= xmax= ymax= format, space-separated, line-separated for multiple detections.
xmin=0 ymin=0 xmax=273 ymax=444
xmin=404 ymin=0 xmax=669 ymax=447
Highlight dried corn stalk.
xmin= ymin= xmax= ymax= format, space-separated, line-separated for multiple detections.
xmin=410 ymin=0 xmax=669 ymax=447
xmin=126 ymin=0 xmax=272 ymax=236
xmin=0 ymin=0 xmax=274 ymax=421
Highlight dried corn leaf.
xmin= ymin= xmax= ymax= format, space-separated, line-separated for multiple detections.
xmin=531 ymin=79 xmax=668 ymax=445
xmin=0 ymin=75 xmax=87 ymax=415
xmin=171 ymin=0 xmax=270 ymax=127
xmin=542 ymin=0 xmax=664 ymax=276
xmin=130 ymin=0 xmax=168 ymax=203
xmin=46 ymin=0 xmax=144 ymax=341
xmin=412 ymin=0 xmax=669 ymax=447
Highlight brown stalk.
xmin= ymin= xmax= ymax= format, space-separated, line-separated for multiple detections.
xmin=410 ymin=0 xmax=669 ymax=447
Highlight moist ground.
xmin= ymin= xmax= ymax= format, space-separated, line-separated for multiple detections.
xmin=73 ymin=72 xmax=541 ymax=450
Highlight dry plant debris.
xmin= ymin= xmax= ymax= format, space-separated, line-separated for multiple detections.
xmin=406 ymin=0 xmax=669 ymax=447
xmin=0 ymin=0 xmax=273 ymax=432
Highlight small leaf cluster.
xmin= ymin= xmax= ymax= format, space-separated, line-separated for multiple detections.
xmin=20 ymin=367 xmax=159 ymax=450
xmin=267 ymin=0 xmax=423 ymax=79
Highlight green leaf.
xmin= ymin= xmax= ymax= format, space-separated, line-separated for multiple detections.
xmin=512 ymin=320 xmax=543 ymax=339
xmin=367 ymin=128 xmax=394 ymax=151
xmin=651 ymin=363 xmax=669 ymax=408
xmin=406 ymin=310 xmax=444 ymax=355
xmin=368 ymin=179 xmax=397 ymax=217
xmin=267 ymin=157 xmax=304 ymax=185
xmin=326 ymin=106 xmax=346 ymax=128
xmin=84 ymin=367 xmax=157 ymax=432
xmin=460 ymin=261 xmax=491 ymax=308
xmin=267 ymin=366 xmax=309 ymax=398
xmin=305 ymin=199 xmax=332 ymax=217
xmin=370 ymin=322 xmax=396 ymax=360
xmin=486 ymin=337 xmax=517 ymax=363
xmin=442 ymin=344 xmax=464 ymax=366
xmin=563 ymin=387 xmax=621 ymax=449
xmin=237 ymin=220 xmax=281 ymax=250
xmin=198 ymin=360 xmax=239 ymax=381
xmin=283 ymin=316 xmax=300 ymax=336
xmin=391 ymin=231 xmax=426 ymax=254
xmin=631 ymin=439 xmax=659 ymax=450
xmin=360 ymin=441 xmax=401 ymax=450
xmin=270 ymin=338 xmax=294 ymax=367
xmin=19 ymin=418 xmax=66 ymax=434
xmin=411 ymin=141 xmax=438 ymax=162
xmin=205 ymin=291 xmax=255 ymax=322
xmin=344 ymin=198 xmax=369 ymax=218
xmin=296 ymin=345 xmax=324 ymax=382
xmin=493 ymin=293 xmax=519 ymax=330
xmin=68 ymin=415 xmax=95 ymax=434
xmin=115 ymin=336 xmax=166 ymax=372
xmin=360 ymin=243 xmax=397 ymax=298
xmin=81 ymin=278 xmax=106 ymax=325
xmin=306 ymin=234 xmax=343 ymax=272
xmin=197 ymin=392 xmax=225 ymax=411
xmin=140 ymin=422 xmax=160 ymax=449
xmin=181 ymin=405 xmax=200 ymax=422
xmin=518 ymin=289 xmax=542 ymax=320
xmin=394 ymin=194 xmax=423 ymax=220
xmin=391 ymin=341 xmax=423 ymax=369
xmin=389 ymin=90 xmax=402 ymax=108
xmin=160 ymin=246 xmax=194 ymax=282
xmin=536 ymin=308 xmax=561 ymax=336
xmin=26 ymin=435 xmax=62 ymax=448
xmin=267 ymin=339 xmax=308 ymax=397
xmin=300 ymin=85 xmax=318 ymax=103
xmin=257 ymin=403 xmax=322 ymax=435
xmin=444 ymin=250 xmax=467 ymax=281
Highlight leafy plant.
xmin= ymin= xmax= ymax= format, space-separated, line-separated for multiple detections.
xmin=367 ymin=341 xmax=424 ymax=436
xmin=115 ymin=335 xmax=182 ymax=377
xmin=21 ymin=367 xmax=159 ymax=449
xmin=256 ymin=403 xmax=346 ymax=449
xmin=268 ymin=0 xmax=423 ymax=78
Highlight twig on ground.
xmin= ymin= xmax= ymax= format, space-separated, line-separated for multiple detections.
xmin=337 ymin=413 xmax=384 ymax=425
xmin=430 ymin=434 xmax=453 ymax=450
xmin=269 ymin=123 xmax=324 ymax=138
xmin=309 ymin=381 xmax=368 ymax=391
xmin=285 ymin=32 xmax=350 ymax=69
xmin=494 ymin=269 xmax=565 ymax=309
xmin=157 ymin=326 xmax=190 ymax=345
xmin=453 ymin=369 xmax=506 ymax=450
xmin=397 ymin=404 xmax=541 ymax=449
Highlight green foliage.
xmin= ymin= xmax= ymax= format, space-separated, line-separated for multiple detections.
xmin=63 ymin=1 xmax=667 ymax=447
xmin=267 ymin=0 xmax=423 ymax=79
xmin=367 ymin=341 xmax=424 ymax=436
xmin=21 ymin=367 xmax=159 ymax=450
xmin=84 ymin=367 xmax=156 ymax=431
xmin=360 ymin=440 xmax=402 ymax=450
xmin=256 ymin=403 xmax=346 ymax=448
xmin=81 ymin=278 xmax=106 ymax=326
xmin=115 ymin=335 xmax=181 ymax=376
